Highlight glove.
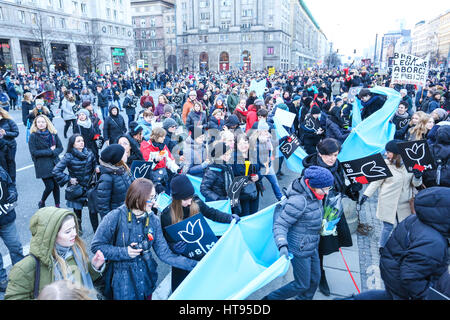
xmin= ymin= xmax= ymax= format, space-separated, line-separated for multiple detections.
xmin=170 ymin=241 xmax=187 ymax=254
xmin=412 ymin=168 xmax=423 ymax=179
xmin=350 ymin=182 xmax=363 ymax=193
xmin=359 ymin=195 xmax=369 ymax=206
xmin=231 ymin=214 xmax=241 ymax=223
xmin=279 ymin=246 xmax=289 ymax=259
xmin=155 ymin=183 xmax=166 ymax=194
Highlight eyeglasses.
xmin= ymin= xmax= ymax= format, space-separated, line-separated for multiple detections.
xmin=146 ymin=195 xmax=157 ymax=203
xmin=320 ymin=186 xmax=334 ymax=193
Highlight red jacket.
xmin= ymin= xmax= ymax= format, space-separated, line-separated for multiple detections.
xmin=140 ymin=140 xmax=179 ymax=173
xmin=140 ymin=95 xmax=155 ymax=111
xmin=245 ymin=105 xmax=258 ymax=132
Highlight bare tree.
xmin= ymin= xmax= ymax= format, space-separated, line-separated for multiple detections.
xmin=86 ymin=25 xmax=110 ymax=73
xmin=31 ymin=13 xmax=54 ymax=73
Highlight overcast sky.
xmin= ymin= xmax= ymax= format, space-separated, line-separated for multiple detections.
xmin=303 ymin=0 xmax=447 ymax=57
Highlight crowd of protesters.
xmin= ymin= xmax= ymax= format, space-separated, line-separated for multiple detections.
xmin=0 ymin=64 xmax=448 ymax=300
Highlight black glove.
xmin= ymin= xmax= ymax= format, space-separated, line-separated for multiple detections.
xmin=350 ymin=182 xmax=363 ymax=193
xmin=231 ymin=214 xmax=241 ymax=223
xmin=279 ymin=246 xmax=289 ymax=259
xmin=412 ymin=168 xmax=423 ymax=179
xmin=155 ymin=183 xmax=166 ymax=194
xmin=359 ymin=195 xmax=368 ymax=206
xmin=170 ymin=241 xmax=187 ymax=255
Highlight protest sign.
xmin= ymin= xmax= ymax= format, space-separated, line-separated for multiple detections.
xmin=268 ymin=67 xmax=275 ymax=76
xmin=279 ymin=133 xmax=301 ymax=159
xmin=165 ymin=213 xmax=218 ymax=260
xmin=273 ymin=108 xmax=296 ymax=128
xmin=228 ymin=176 xmax=250 ymax=208
xmin=341 ymin=153 xmax=393 ymax=184
xmin=130 ymin=161 xmax=153 ymax=180
xmin=396 ymin=140 xmax=436 ymax=172
xmin=347 ymin=86 xmax=363 ymax=103
xmin=391 ymin=52 xmax=429 ymax=87
xmin=249 ymin=79 xmax=267 ymax=98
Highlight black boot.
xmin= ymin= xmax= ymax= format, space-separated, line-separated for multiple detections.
xmin=319 ymin=270 xmax=330 ymax=296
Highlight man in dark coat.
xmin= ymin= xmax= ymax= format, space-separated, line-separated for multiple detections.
xmin=357 ymin=88 xmax=386 ymax=120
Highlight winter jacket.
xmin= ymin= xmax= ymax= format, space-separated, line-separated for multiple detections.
xmin=123 ymin=95 xmax=137 ymax=116
xmin=97 ymin=89 xmax=109 ymax=109
xmin=0 ymin=118 xmax=19 ymax=148
xmin=28 ymin=131 xmax=63 ymax=179
xmin=301 ymin=115 xmax=324 ymax=154
xmin=233 ymin=106 xmax=248 ymax=124
xmin=360 ymin=94 xmax=386 ymax=120
xmin=154 ymin=103 xmax=165 ymax=119
xmin=363 ymin=160 xmax=422 ymax=225
xmin=428 ymin=99 xmax=441 ymax=113
xmin=181 ymin=136 xmax=208 ymax=177
xmin=186 ymin=110 xmax=207 ymax=133
xmin=96 ymin=161 xmax=133 ymax=217
xmin=182 ymin=100 xmax=195 ymax=124
xmin=273 ymin=177 xmax=324 ymax=258
xmin=140 ymin=95 xmax=155 ymax=111
xmin=5 ymin=207 xmax=101 ymax=300
xmin=90 ymin=204 xmax=196 ymax=300
xmin=103 ymin=106 xmax=127 ymax=144
xmin=136 ymin=118 xmax=153 ymax=142
xmin=61 ymin=98 xmax=77 ymax=121
xmin=200 ymin=164 xmax=234 ymax=202
xmin=21 ymin=101 xmax=34 ymax=126
xmin=422 ymin=125 xmax=450 ymax=188
xmin=379 ymin=187 xmax=450 ymax=300
xmin=227 ymin=93 xmax=240 ymax=114
xmin=0 ymin=166 xmax=17 ymax=226
xmin=392 ymin=112 xmax=411 ymax=132
xmin=207 ymin=116 xmax=224 ymax=131
xmin=124 ymin=133 xmax=144 ymax=165
xmin=331 ymin=81 xmax=341 ymax=96
xmin=245 ymin=105 xmax=258 ymax=132
xmin=140 ymin=140 xmax=179 ymax=174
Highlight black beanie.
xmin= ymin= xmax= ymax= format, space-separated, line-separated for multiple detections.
xmin=170 ymin=174 xmax=195 ymax=200
xmin=129 ymin=121 xmax=143 ymax=136
xmin=100 ymin=144 xmax=125 ymax=165
xmin=385 ymin=140 xmax=401 ymax=154
xmin=310 ymin=105 xmax=321 ymax=115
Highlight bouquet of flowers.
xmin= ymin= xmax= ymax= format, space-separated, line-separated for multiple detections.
xmin=321 ymin=191 xmax=344 ymax=236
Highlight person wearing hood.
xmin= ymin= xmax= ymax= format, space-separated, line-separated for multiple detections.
xmin=325 ymin=103 xmax=351 ymax=144
xmin=103 ymin=104 xmax=127 ymax=146
xmin=359 ymin=140 xmax=423 ymax=249
xmin=52 ymin=134 xmax=99 ymax=233
xmin=301 ymin=105 xmax=324 ymax=155
xmin=91 ymin=178 xmax=197 ymax=300
xmin=161 ymin=174 xmax=239 ymax=292
xmin=302 ymin=138 xmax=361 ymax=296
xmin=26 ymin=99 xmax=54 ymax=126
xmin=422 ymin=125 xmax=450 ymax=188
xmin=5 ymin=207 xmax=105 ymax=300
xmin=245 ymin=104 xmax=260 ymax=133
xmin=349 ymin=187 xmax=449 ymax=300
xmin=123 ymin=89 xmax=137 ymax=127
xmin=96 ymin=144 xmax=133 ymax=219
xmin=263 ymin=166 xmax=334 ymax=300
xmin=162 ymin=117 xmax=182 ymax=154
xmin=124 ymin=121 xmax=145 ymax=165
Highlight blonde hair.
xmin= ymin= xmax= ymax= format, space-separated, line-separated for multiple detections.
xmin=170 ymin=199 xmax=200 ymax=224
xmin=150 ymin=127 xmax=167 ymax=142
xmin=144 ymin=90 xmax=150 ymax=96
xmin=0 ymin=107 xmax=12 ymax=120
xmin=24 ymin=92 xmax=33 ymax=102
xmin=30 ymin=115 xmax=57 ymax=134
xmin=409 ymin=111 xmax=430 ymax=141
xmin=37 ymin=280 xmax=94 ymax=300
xmin=158 ymin=94 xmax=169 ymax=104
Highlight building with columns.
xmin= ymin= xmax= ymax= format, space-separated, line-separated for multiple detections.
xmin=0 ymin=0 xmax=135 ymax=74
xmin=131 ymin=0 xmax=176 ymax=73
xmin=175 ymin=0 xmax=325 ymax=72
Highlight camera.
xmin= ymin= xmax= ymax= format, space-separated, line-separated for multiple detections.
xmin=134 ymin=240 xmax=151 ymax=259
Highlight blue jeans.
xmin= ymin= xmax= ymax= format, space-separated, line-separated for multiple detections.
xmin=380 ymin=221 xmax=394 ymax=248
xmin=267 ymin=250 xmax=321 ymax=300
xmin=349 ymin=290 xmax=393 ymax=300
xmin=101 ymin=107 xmax=109 ymax=122
xmin=127 ymin=114 xmax=135 ymax=127
xmin=261 ymin=174 xmax=283 ymax=201
xmin=0 ymin=221 xmax=24 ymax=282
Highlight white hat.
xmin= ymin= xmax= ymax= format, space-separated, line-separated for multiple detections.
xmin=35 ymin=99 xmax=44 ymax=106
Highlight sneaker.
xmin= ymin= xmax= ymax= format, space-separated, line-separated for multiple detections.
xmin=0 ymin=279 xmax=8 ymax=292
xmin=38 ymin=201 xmax=45 ymax=209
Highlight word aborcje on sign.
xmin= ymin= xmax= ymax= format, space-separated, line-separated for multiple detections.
xmin=391 ymin=52 xmax=429 ymax=87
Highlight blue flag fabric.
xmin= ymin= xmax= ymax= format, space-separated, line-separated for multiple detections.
xmin=249 ymin=79 xmax=267 ymax=99
xmin=187 ymin=174 xmax=206 ymax=201
xmin=338 ymin=87 xmax=401 ymax=162
xmin=169 ymin=203 xmax=291 ymax=300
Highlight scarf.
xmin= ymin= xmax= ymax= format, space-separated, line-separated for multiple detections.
xmin=36 ymin=129 xmax=53 ymax=148
xmin=53 ymin=243 xmax=95 ymax=295
xmin=77 ymin=117 xmax=92 ymax=129
xmin=152 ymin=141 xmax=165 ymax=151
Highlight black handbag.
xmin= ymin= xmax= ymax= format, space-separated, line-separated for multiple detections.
xmin=239 ymin=181 xmax=258 ymax=201
xmin=65 ymin=183 xmax=85 ymax=201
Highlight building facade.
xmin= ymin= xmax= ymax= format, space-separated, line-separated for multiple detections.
xmin=175 ymin=0 xmax=325 ymax=72
xmin=0 ymin=0 xmax=134 ymax=74
xmin=131 ymin=0 xmax=176 ymax=73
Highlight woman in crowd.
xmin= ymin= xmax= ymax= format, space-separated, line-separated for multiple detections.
xmin=186 ymin=101 xmax=207 ymax=134
xmin=123 ymin=89 xmax=137 ymax=127
xmin=181 ymin=126 xmax=209 ymax=178
xmin=52 ymin=134 xmax=99 ymax=234
xmin=96 ymin=144 xmax=133 ymax=219
xmin=0 ymin=107 xmax=19 ymax=182
xmin=397 ymin=111 xmax=430 ymax=141
xmin=233 ymin=98 xmax=248 ymax=125
xmin=73 ymin=109 xmax=99 ymax=161
xmin=140 ymin=90 xmax=155 ymax=112
xmin=301 ymin=105 xmax=324 ymax=155
xmin=28 ymin=115 xmax=63 ymax=208
xmin=61 ymin=90 xmax=78 ymax=139
xmin=154 ymin=94 xmax=169 ymax=120
xmin=161 ymin=174 xmax=239 ymax=292
xmin=91 ymin=178 xmax=197 ymax=300
xmin=5 ymin=207 xmax=105 ymax=300
xmin=103 ymin=105 xmax=127 ymax=146
xmin=27 ymin=99 xmax=54 ymax=125
xmin=137 ymin=109 xmax=155 ymax=142
xmin=208 ymin=109 xmax=225 ymax=132
xmin=359 ymin=140 xmax=423 ymax=249
xmin=325 ymin=103 xmax=350 ymax=144
xmin=21 ymin=92 xmax=35 ymax=126
xmin=392 ymin=101 xmax=411 ymax=139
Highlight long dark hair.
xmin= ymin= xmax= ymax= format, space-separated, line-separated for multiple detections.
xmin=66 ymin=134 xmax=84 ymax=154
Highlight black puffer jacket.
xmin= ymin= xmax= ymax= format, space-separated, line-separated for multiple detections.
xmin=96 ymin=161 xmax=133 ymax=216
xmin=28 ymin=131 xmax=63 ymax=179
xmin=422 ymin=125 xmax=450 ymax=188
xmin=0 ymin=118 xmax=19 ymax=148
xmin=0 ymin=166 xmax=17 ymax=226
xmin=103 ymin=106 xmax=127 ymax=143
xmin=200 ymin=164 xmax=234 ymax=202
xmin=52 ymin=148 xmax=97 ymax=188
xmin=380 ymin=187 xmax=450 ymax=300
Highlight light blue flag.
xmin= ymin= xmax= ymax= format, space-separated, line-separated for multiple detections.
xmin=169 ymin=203 xmax=291 ymax=300
xmin=187 ymin=174 xmax=206 ymax=201
xmin=273 ymin=115 xmax=307 ymax=173
xmin=203 ymin=199 xmax=232 ymax=236
xmin=249 ymin=79 xmax=267 ymax=99
xmin=338 ymin=86 xmax=401 ymax=162
xmin=156 ymin=192 xmax=172 ymax=212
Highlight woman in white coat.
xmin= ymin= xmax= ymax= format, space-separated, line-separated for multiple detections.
xmin=61 ymin=90 xmax=78 ymax=139
xmin=359 ymin=140 xmax=422 ymax=249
